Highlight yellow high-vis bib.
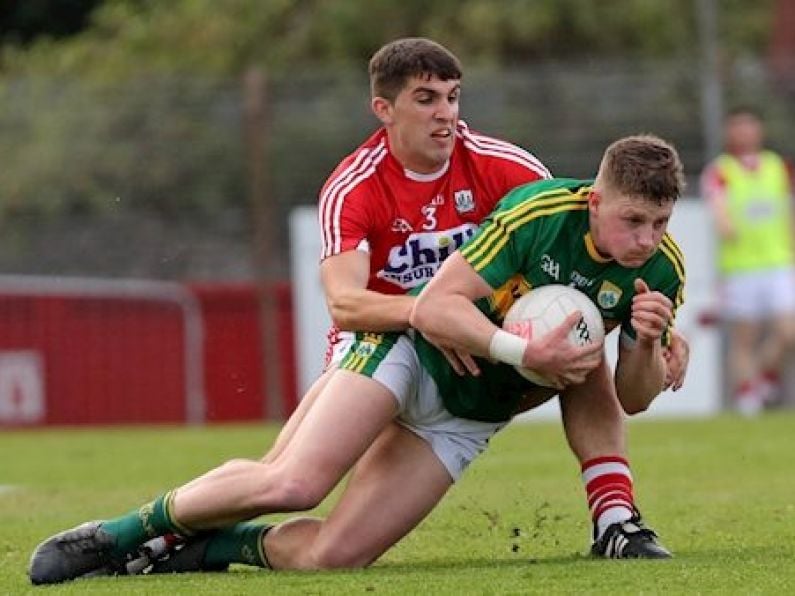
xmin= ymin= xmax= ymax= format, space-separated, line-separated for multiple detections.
xmin=716 ymin=151 xmax=793 ymax=273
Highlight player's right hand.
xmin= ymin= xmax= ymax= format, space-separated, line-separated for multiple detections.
xmin=520 ymin=311 xmax=603 ymax=388
xmin=663 ymin=329 xmax=689 ymax=391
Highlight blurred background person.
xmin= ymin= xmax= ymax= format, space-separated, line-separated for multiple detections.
xmin=700 ymin=107 xmax=795 ymax=415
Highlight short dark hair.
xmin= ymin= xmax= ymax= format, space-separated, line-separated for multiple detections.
xmin=601 ymin=135 xmax=685 ymax=204
xmin=726 ymin=105 xmax=763 ymax=121
xmin=368 ymin=38 xmax=462 ymax=102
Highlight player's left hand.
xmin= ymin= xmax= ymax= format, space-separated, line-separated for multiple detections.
xmin=662 ymin=329 xmax=689 ymax=391
xmin=419 ymin=331 xmax=481 ymax=377
xmin=441 ymin=346 xmax=481 ymax=377
xmin=631 ymin=278 xmax=673 ymax=344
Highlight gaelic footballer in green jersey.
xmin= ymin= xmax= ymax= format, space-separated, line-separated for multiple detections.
xmin=345 ymin=134 xmax=685 ymax=560
xmin=465 ymin=178 xmax=684 ymax=345
xmin=345 ymin=177 xmax=684 ymax=423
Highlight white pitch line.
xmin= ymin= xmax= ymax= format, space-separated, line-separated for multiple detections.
xmin=0 ymin=485 xmax=18 ymax=495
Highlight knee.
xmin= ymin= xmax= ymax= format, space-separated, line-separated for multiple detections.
xmin=309 ymin=541 xmax=373 ymax=570
xmin=779 ymin=325 xmax=795 ymax=351
xmin=622 ymin=401 xmax=649 ymax=416
xmin=264 ymin=520 xmax=373 ymax=571
xmin=215 ymin=460 xmax=329 ymax=513
xmin=262 ymin=471 xmax=327 ymax=512
xmin=216 ymin=457 xmax=252 ymax=471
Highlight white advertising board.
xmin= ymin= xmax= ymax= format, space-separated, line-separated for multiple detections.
xmin=290 ymin=200 xmax=722 ymax=420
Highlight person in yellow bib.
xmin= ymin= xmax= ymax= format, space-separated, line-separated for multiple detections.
xmin=701 ymin=107 xmax=795 ymax=415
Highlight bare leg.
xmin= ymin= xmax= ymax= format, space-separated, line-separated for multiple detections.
xmin=759 ymin=314 xmax=795 ymax=373
xmin=727 ymin=319 xmax=763 ymax=392
xmin=264 ymin=423 xmax=453 ymax=570
xmin=559 ymin=359 xmax=626 ymax=461
xmin=172 ymin=371 xmax=398 ymax=530
xmin=261 ymin=367 xmax=335 ymax=464
xmin=556 ymin=359 xmax=669 ymax=556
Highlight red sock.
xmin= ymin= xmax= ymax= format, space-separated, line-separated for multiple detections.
xmin=736 ymin=379 xmax=755 ymax=396
xmin=756 ymin=369 xmax=781 ymax=404
xmin=761 ymin=369 xmax=780 ymax=385
xmin=582 ymin=456 xmax=635 ymax=538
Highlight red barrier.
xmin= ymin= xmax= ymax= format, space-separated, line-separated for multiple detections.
xmin=189 ymin=282 xmax=298 ymax=422
xmin=0 ymin=280 xmax=191 ymax=425
xmin=0 ymin=276 xmax=297 ymax=426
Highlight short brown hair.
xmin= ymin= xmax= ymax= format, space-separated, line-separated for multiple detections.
xmin=368 ymin=38 xmax=462 ymax=102
xmin=726 ymin=105 xmax=762 ymax=121
xmin=600 ymin=135 xmax=685 ymax=204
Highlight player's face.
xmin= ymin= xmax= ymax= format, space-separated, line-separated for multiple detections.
xmin=373 ymin=75 xmax=460 ymax=174
xmin=589 ymin=190 xmax=673 ymax=268
xmin=725 ymin=113 xmax=763 ymax=155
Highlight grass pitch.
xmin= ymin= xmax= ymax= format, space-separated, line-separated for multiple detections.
xmin=2 ymin=413 xmax=794 ymax=594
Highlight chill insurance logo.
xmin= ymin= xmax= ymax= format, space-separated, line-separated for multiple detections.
xmin=377 ymin=223 xmax=478 ymax=289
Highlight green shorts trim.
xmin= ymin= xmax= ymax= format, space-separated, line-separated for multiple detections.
xmin=339 ymin=331 xmax=401 ymax=376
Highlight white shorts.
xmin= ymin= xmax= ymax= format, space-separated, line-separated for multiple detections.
xmin=340 ymin=333 xmax=505 ymax=481
xmin=327 ymin=329 xmax=355 ymax=368
xmin=721 ymin=267 xmax=795 ymax=321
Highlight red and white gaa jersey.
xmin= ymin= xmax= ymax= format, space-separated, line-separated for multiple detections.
xmin=319 ymin=120 xmax=551 ymax=294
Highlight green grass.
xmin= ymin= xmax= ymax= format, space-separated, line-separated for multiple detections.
xmin=2 ymin=413 xmax=795 ymax=594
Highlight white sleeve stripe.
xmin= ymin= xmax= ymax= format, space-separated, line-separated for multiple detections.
xmin=468 ymin=138 xmax=551 ymax=178
xmin=471 ymin=137 xmax=552 ymax=179
xmin=319 ymin=148 xmax=372 ymax=256
xmin=330 ymin=146 xmax=387 ymax=256
xmin=329 ymin=158 xmax=383 ymax=256
xmin=456 ymin=120 xmax=551 ymax=178
xmin=319 ymin=141 xmax=387 ymax=257
xmin=462 ymin=139 xmax=552 ymax=180
xmin=319 ymin=143 xmax=380 ymax=256
xmin=581 ymin=462 xmax=632 ymax=484
xmin=458 ymin=125 xmax=552 ymax=178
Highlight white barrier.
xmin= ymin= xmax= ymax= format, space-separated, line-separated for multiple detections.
xmin=290 ymin=200 xmax=722 ymax=419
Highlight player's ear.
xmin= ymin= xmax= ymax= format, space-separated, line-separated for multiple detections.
xmin=371 ymin=96 xmax=394 ymax=125
xmin=588 ymin=190 xmax=601 ymax=212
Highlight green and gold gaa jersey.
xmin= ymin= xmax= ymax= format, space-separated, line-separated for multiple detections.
xmin=413 ymin=178 xmax=685 ymax=422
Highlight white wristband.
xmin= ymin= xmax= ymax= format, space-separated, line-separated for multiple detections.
xmin=488 ymin=329 xmax=528 ymax=367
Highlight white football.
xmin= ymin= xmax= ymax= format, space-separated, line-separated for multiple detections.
xmin=502 ymin=284 xmax=605 ymax=387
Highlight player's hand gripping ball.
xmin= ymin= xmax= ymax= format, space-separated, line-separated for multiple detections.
xmin=503 ymin=284 xmax=605 ymax=387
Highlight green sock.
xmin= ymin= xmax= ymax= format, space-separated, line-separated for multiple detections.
xmin=101 ymin=490 xmax=188 ymax=557
xmin=203 ymin=522 xmax=272 ymax=569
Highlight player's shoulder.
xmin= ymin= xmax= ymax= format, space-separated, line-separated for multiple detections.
xmin=455 ymin=120 xmax=551 ymax=179
xmin=700 ymin=157 xmax=722 ymax=183
xmin=320 ymin=128 xmax=389 ymax=205
xmin=477 ymin=180 xmax=590 ymax=243
xmin=760 ymin=149 xmax=790 ymax=169
xmin=498 ymin=178 xmax=592 ymax=210
xmin=653 ymin=232 xmax=686 ymax=284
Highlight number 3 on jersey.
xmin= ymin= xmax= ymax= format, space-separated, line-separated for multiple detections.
xmin=421 ymin=205 xmax=437 ymax=230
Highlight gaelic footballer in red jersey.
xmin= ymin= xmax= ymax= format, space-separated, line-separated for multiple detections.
xmin=319 ymin=119 xmax=551 ymax=294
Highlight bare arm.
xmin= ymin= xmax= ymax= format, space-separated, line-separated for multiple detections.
xmin=321 ymin=250 xmax=414 ymax=332
xmin=615 ymin=339 xmax=666 ymax=414
xmin=409 ymin=252 xmax=498 ymax=356
xmin=614 ymin=279 xmax=672 ymax=414
xmin=702 ymin=167 xmax=736 ymax=241
xmin=708 ymin=194 xmax=736 ymax=241
xmin=662 ymin=328 xmax=689 ymax=391
xmin=410 ymin=252 xmax=602 ymax=386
